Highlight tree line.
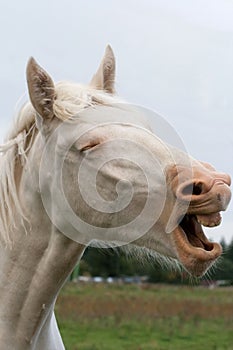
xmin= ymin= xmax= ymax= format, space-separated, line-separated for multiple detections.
xmin=76 ymin=238 xmax=233 ymax=284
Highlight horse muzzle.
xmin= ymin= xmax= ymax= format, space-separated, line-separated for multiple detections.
xmin=167 ymin=163 xmax=231 ymax=276
xmin=175 ymin=168 xmax=231 ymax=215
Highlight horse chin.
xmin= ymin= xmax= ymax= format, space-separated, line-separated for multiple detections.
xmin=172 ymin=214 xmax=222 ymax=277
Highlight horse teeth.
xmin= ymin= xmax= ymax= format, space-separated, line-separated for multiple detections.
xmin=197 ymin=218 xmax=206 ymax=226
xmin=196 ymin=213 xmax=222 ymax=227
xmin=197 ymin=218 xmax=219 ymax=227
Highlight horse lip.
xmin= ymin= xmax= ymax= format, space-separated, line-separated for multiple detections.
xmin=188 ymin=182 xmax=231 ymax=214
xmin=172 ymin=220 xmax=222 ymax=277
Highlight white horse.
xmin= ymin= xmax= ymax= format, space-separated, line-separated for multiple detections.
xmin=0 ymin=46 xmax=231 ymax=349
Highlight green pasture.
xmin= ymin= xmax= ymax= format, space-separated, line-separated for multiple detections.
xmin=56 ymin=283 xmax=233 ymax=350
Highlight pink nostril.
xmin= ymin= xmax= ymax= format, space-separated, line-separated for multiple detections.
xmin=182 ymin=182 xmax=203 ymax=196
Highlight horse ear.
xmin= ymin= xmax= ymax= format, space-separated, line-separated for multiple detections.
xmin=26 ymin=57 xmax=55 ymax=119
xmin=90 ymin=45 xmax=116 ymax=94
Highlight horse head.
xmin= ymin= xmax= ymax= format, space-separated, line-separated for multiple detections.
xmin=25 ymin=46 xmax=231 ymax=277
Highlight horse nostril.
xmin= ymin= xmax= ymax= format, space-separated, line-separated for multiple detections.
xmin=193 ymin=183 xmax=203 ymax=195
xmin=182 ymin=182 xmax=203 ymax=196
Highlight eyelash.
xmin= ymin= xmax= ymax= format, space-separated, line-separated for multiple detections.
xmin=80 ymin=143 xmax=100 ymax=152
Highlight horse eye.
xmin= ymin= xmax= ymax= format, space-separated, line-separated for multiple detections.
xmin=80 ymin=143 xmax=100 ymax=152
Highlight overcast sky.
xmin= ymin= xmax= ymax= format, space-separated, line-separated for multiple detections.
xmin=0 ymin=0 xmax=232 ymax=243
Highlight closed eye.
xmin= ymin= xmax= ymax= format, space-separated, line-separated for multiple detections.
xmin=80 ymin=143 xmax=100 ymax=152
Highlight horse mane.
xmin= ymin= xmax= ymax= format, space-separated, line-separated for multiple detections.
xmin=6 ymin=82 xmax=121 ymax=140
xmin=0 ymin=82 xmax=122 ymax=246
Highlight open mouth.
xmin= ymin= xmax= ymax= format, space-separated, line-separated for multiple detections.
xmin=172 ymin=212 xmax=222 ymax=276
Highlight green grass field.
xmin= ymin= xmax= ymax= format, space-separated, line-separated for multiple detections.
xmin=56 ymin=283 xmax=233 ymax=350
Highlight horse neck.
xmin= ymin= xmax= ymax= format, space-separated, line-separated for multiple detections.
xmin=0 ymin=135 xmax=85 ymax=349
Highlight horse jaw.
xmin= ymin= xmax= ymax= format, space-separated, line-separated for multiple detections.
xmin=172 ymin=219 xmax=222 ymax=277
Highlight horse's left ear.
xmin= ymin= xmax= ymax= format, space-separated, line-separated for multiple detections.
xmin=90 ymin=45 xmax=116 ymax=94
xmin=26 ymin=57 xmax=55 ymax=120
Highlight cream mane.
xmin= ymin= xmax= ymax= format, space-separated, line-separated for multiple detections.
xmin=6 ymin=82 xmax=121 ymax=140
xmin=0 ymin=82 xmax=122 ymax=246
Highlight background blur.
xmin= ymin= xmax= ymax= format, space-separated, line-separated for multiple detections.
xmin=0 ymin=0 xmax=232 ymax=243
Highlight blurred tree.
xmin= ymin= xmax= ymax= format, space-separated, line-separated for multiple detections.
xmin=219 ymin=237 xmax=228 ymax=252
xmin=210 ymin=258 xmax=233 ymax=282
xmin=70 ymin=240 xmax=233 ymax=284
xmin=82 ymin=247 xmax=120 ymax=277
xmin=225 ymin=238 xmax=233 ymax=262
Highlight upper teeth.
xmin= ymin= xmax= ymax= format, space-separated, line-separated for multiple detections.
xmin=196 ymin=213 xmax=222 ymax=227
